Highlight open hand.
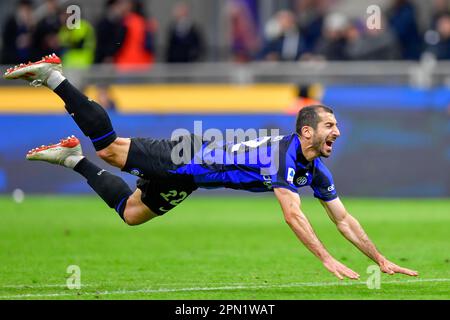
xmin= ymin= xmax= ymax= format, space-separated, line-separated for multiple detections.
xmin=379 ymin=259 xmax=419 ymax=276
xmin=323 ymin=258 xmax=360 ymax=280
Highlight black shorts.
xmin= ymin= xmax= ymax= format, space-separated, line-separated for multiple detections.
xmin=136 ymin=177 xmax=197 ymax=215
xmin=123 ymin=136 xmax=198 ymax=215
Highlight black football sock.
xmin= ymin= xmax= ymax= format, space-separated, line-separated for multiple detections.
xmin=74 ymin=158 xmax=132 ymax=221
xmin=53 ymin=80 xmax=117 ymax=151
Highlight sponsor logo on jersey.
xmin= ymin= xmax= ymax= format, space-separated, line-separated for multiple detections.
xmin=287 ymin=168 xmax=295 ymax=183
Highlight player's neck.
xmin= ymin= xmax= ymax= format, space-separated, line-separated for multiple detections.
xmin=299 ymin=136 xmax=319 ymax=162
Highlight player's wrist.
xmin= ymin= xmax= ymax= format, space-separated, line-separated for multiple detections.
xmin=375 ymin=255 xmax=387 ymax=265
xmin=320 ymin=254 xmax=334 ymax=263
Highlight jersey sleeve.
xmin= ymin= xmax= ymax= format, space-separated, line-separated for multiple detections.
xmin=310 ymin=159 xmax=338 ymax=201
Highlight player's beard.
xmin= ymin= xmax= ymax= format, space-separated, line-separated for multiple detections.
xmin=312 ymin=134 xmax=329 ymax=158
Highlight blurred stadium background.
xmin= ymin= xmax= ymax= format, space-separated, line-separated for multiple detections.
xmin=0 ymin=0 xmax=448 ymax=198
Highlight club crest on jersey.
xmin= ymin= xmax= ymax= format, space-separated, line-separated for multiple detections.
xmin=130 ymin=168 xmax=142 ymax=177
xmin=287 ymin=167 xmax=295 ymax=183
xmin=296 ymin=176 xmax=308 ymax=186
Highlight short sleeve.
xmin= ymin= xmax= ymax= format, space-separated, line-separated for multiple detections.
xmin=310 ymin=159 xmax=338 ymax=201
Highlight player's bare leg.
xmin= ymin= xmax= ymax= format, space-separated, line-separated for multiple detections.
xmin=95 ymin=137 xmax=131 ymax=169
xmin=123 ymin=189 xmax=158 ymax=225
xmin=26 ymin=136 xmax=158 ymax=225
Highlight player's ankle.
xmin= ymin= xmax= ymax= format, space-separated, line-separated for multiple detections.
xmin=47 ymin=70 xmax=66 ymax=90
xmin=64 ymin=155 xmax=85 ymax=169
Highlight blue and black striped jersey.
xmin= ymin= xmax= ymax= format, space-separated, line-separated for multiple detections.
xmin=170 ymin=133 xmax=338 ymax=201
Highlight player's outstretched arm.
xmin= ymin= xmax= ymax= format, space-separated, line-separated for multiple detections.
xmin=320 ymin=198 xmax=418 ymax=277
xmin=274 ymin=188 xmax=360 ymax=280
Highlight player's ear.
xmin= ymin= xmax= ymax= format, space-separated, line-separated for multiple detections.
xmin=301 ymin=125 xmax=313 ymax=139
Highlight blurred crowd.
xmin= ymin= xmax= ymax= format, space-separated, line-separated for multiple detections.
xmin=2 ymin=0 xmax=450 ymax=69
xmin=1 ymin=0 xmax=203 ymax=69
xmin=240 ymin=0 xmax=450 ymax=62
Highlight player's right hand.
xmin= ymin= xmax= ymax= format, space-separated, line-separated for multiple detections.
xmin=378 ymin=259 xmax=419 ymax=277
xmin=322 ymin=258 xmax=360 ymax=280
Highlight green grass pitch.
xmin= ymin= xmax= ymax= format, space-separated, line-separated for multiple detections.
xmin=0 ymin=195 xmax=449 ymax=300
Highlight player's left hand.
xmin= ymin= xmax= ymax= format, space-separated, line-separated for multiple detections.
xmin=379 ymin=259 xmax=419 ymax=276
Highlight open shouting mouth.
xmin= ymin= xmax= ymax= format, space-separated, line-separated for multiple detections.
xmin=324 ymin=138 xmax=335 ymax=152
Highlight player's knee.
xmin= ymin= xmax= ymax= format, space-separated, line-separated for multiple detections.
xmin=123 ymin=206 xmax=145 ymax=226
xmin=122 ymin=195 xmax=156 ymax=226
xmin=123 ymin=215 xmax=140 ymax=226
xmin=96 ymin=139 xmax=123 ymax=167
xmin=96 ymin=144 xmax=116 ymax=163
xmin=96 ymin=138 xmax=130 ymax=168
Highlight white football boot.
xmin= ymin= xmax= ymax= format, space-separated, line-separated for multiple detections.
xmin=26 ymin=136 xmax=83 ymax=167
xmin=3 ymin=53 xmax=63 ymax=87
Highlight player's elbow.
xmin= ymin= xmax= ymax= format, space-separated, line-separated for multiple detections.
xmin=335 ymin=213 xmax=354 ymax=233
xmin=336 ymin=220 xmax=349 ymax=233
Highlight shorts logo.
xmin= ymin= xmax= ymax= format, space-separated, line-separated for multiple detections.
xmin=287 ymin=167 xmax=295 ymax=183
xmin=296 ymin=176 xmax=308 ymax=186
xmin=327 ymin=184 xmax=335 ymax=192
xmin=130 ymin=168 xmax=142 ymax=177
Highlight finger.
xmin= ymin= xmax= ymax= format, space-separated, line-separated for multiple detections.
xmin=381 ymin=266 xmax=395 ymax=275
xmin=337 ymin=263 xmax=360 ymax=279
xmin=341 ymin=267 xmax=359 ymax=279
xmin=349 ymin=268 xmax=360 ymax=279
xmin=333 ymin=270 xmax=344 ymax=280
xmin=346 ymin=270 xmax=360 ymax=280
xmin=384 ymin=262 xmax=418 ymax=276
xmin=394 ymin=267 xmax=419 ymax=276
xmin=390 ymin=264 xmax=407 ymax=273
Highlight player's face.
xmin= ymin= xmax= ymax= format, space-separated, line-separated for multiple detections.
xmin=312 ymin=112 xmax=340 ymax=158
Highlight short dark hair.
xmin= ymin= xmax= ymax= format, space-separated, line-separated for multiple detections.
xmin=295 ymin=104 xmax=334 ymax=135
